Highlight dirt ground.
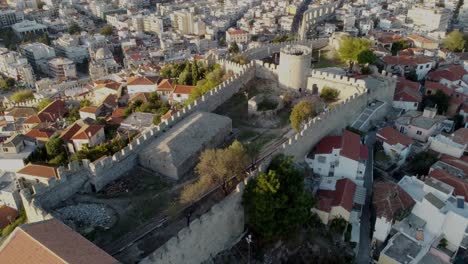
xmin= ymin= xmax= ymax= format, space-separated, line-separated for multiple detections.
xmin=54 ymin=166 xmax=188 ymax=247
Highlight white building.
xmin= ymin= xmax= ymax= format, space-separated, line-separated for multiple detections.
xmin=143 ymin=14 xmax=164 ymax=34
xmin=126 ymin=75 xmax=159 ymax=95
xmin=226 ymin=28 xmax=250 ymax=44
xmin=0 ymin=171 xmax=21 ymax=210
xmin=429 ymin=128 xmax=468 ymax=158
xmin=53 ymin=34 xmax=89 ymax=63
xmin=48 ymin=57 xmax=76 ymax=80
xmin=11 ymin=20 xmax=47 ymax=38
xmin=0 ymin=9 xmax=24 ymax=27
xmin=393 ymin=78 xmax=422 ymax=112
xmin=407 ymin=7 xmax=450 ymax=32
xmin=377 ymin=126 xmax=414 ymax=166
xmin=0 ymin=48 xmax=35 ymax=88
xmin=306 ymin=130 xmax=368 ymax=186
xmin=20 ymin=42 xmax=56 ymax=74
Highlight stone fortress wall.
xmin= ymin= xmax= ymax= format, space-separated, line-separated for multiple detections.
xmin=242 ymin=38 xmax=328 ymax=61
xmin=141 ymin=73 xmax=396 ymax=263
xmin=20 ymin=45 xmax=396 ymax=262
xmin=21 ymin=60 xmax=256 ymax=222
xmin=298 ymin=1 xmax=343 ymax=40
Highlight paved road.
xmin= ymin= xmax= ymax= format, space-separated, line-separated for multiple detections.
xmin=356 ymin=130 xmax=376 ymax=264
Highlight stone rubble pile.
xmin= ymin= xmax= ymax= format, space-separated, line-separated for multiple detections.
xmin=55 ymin=203 xmax=114 ymax=228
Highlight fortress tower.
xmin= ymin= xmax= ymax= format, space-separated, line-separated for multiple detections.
xmin=278 ymin=45 xmax=312 ymax=90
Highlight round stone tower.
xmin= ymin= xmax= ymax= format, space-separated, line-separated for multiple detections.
xmin=278 ymin=45 xmax=312 ymax=90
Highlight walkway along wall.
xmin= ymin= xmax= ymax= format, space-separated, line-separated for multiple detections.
xmin=243 ymin=38 xmax=328 ymax=61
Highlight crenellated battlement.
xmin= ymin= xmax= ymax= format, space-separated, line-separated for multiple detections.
xmin=309 ymin=70 xmax=367 ymax=88
xmin=2 ymin=98 xmax=42 ymax=109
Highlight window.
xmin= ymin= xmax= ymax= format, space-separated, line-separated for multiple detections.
xmin=419 ymin=65 xmax=423 ymax=70
xmin=177 ymin=94 xmax=181 ymax=97
xmin=426 ymin=64 xmax=430 ymax=68
xmin=317 ymin=156 xmax=326 ymax=163
xmin=2 ymin=148 xmax=8 ymax=152
xmin=416 ymin=130 xmax=422 ymax=135
xmin=414 ymin=102 xmax=418 ymax=107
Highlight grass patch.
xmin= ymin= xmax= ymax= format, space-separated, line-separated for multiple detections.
xmin=313 ymin=50 xmax=346 ymax=69
xmin=1 ymin=207 xmax=27 ymax=238
xmin=238 ymin=130 xmax=259 ymax=141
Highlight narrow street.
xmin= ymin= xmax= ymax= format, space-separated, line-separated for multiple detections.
xmin=356 ymin=130 xmax=376 ymax=264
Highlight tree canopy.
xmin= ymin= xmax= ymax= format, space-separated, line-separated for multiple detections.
xmin=443 ymin=31 xmax=466 ymax=52
xmin=228 ymin=42 xmax=240 ymax=53
xmin=424 ymin=89 xmax=450 ymax=114
xmin=320 ymin=87 xmax=340 ymax=102
xmin=338 ymin=37 xmax=372 ymax=68
xmin=10 ymin=90 xmax=34 ymax=103
xmin=45 ymin=137 xmax=65 ymax=158
xmin=180 ymin=141 xmax=249 ymax=203
xmin=391 ymin=40 xmax=410 ymax=55
xmin=243 ymin=154 xmax=314 ymax=241
xmin=357 ymin=49 xmax=376 ymax=65
xmin=409 ymin=151 xmax=438 ymax=176
xmin=100 ymin=25 xmax=114 ymax=36
xmin=37 ymin=98 xmax=53 ymax=110
xmin=290 ymin=100 xmax=315 ymax=132
xmin=68 ymin=23 xmax=81 ymax=35
xmin=0 ymin=78 xmax=15 ymax=90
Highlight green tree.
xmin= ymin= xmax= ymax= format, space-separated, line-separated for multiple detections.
xmin=405 ymin=69 xmax=418 ymax=81
xmin=409 ymin=151 xmax=438 ymax=176
xmin=10 ymin=90 xmax=34 ymax=103
xmin=329 ymin=217 xmax=347 ymax=234
xmin=191 ymin=60 xmax=199 ymax=85
xmin=100 ymin=25 xmax=114 ymax=36
xmin=80 ymin=99 xmax=92 ymax=107
xmin=37 ymin=33 xmax=50 ymax=45
xmin=357 ymin=49 xmax=376 ymax=65
xmin=45 ymin=137 xmax=65 ymax=157
xmin=37 ymin=1 xmax=46 ymax=9
xmin=443 ymin=31 xmax=466 ymax=52
xmin=0 ymin=78 xmax=15 ymax=90
xmin=320 ymin=87 xmax=340 ymax=102
xmin=424 ymin=90 xmax=450 ymax=114
xmin=218 ymin=38 xmax=226 ymax=47
xmin=228 ymin=42 xmax=240 ymax=53
xmin=37 ymin=98 xmax=53 ymax=110
xmin=68 ymin=22 xmax=81 ymax=35
xmin=180 ymin=141 xmax=249 ymax=202
xmin=231 ymin=54 xmax=248 ymax=65
xmin=338 ymin=37 xmax=372 ymax=69
xmin=391 ymin=40 xmax=410 ymax=55
xmin=243 ymin=155 xmax=314 ymax=241
xmin=438 ymin=238 xmax=448 ymax=249
xmin=290 ymin=100 xmax=315 ymax=132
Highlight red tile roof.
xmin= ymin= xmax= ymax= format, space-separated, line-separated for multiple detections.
xmin=25 ymin=128 xmax=55 ymax=140
xmin=314 ymin=136 xmax=342 ymax=154
xmin=377 ymin=126 xmax=414 ymax=146
xmin=317 ymin=178 xmax=357 ymax=213
xmin=394 ymin=78 xmax=422 ymax=103
xmin=40 ymin=100 xmax=66 ymax=119
xmin=382 ymin=55 xmax=433 ymax=66
xmin=341 ymin=130 xmax=367 ymax=161
xmin=373 ymin=182 xmax=415 ymax=219
xmin=440 ymin=155 xmax=468 ymax=175
xmin=71 ymin=124 xmax=103 ymax=140
xmin=429 ymin=169 xmax=468 ymax=202
xmin=0 ymin=219 xmax=117 ymax=264
xmin=127 ymin=76 xmax=159 ymax=86
xmin=16 ymin=164 xmax=57 ymax=179
xmin=0 ymin=206 xmax=18 ymax=229
xmin=427 ymin=65 xmax=467 ymax=82
xmin=408 ymin=34 xmax=436 ymax=44
xmin=60 ymin=123 xmax=82 ymax=143
xmin=451 ymin=128 xmax=468 ymax=145
xmin=157 ymin=79 xmax=174 ymax=91
xmin=79 ymin=106 xmax=99 ymax=114
xmin=173 ymin=85 xmax=195 ymax=95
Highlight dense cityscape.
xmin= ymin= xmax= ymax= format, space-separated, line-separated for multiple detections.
xmin=0 ymin=0 xmax=467 ymax=263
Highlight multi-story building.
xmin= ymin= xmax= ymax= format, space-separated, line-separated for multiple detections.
xmin=143 ymin=14 xmax=164 ymax=34
xmin=226 ymin=28 xmax=250 ymax=44
xmin=48 ymin=57 xmax=76 ymax=80
xmin=0 ymin=48 xmax=35 ymax=88
xmin=306 ymin=130 xmax=368 ymax=186
xmin=407 ymin=7 xmax=450 ymax=32
xmin=0 ymin=9 xmax=24 ymax=27
xmin=11 ymin=20 xmax=47 ymax=38
xmin=20 ymin=42 xmax=56 ymax=74
xmin=171 ymin=10 xmax=195 ymax=35
xmin=89 ymin=47 xmax=120 ymax=80
xmin=53 ymin=34 xmax=89 ymax=64
xmin=394 ymin=107 xmax=446 ymax=142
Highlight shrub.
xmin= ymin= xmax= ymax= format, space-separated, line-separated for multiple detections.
xmin=10 ymin=90 xmax=34 ymax=103
xmin=320 ymin=87 xmax=340 ymax=102
xmin=290 ymin=100 xmax=315 ymax=132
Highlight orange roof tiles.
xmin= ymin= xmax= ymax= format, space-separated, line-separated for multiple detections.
xmin=79 ymin=106 xmax=99 ymax=114
xmin=0 ymin=206 xmax=18 ymax=229
xmin=173 ymin=85 xmax=195 ymax=95
xmin=157 ymin=79 xmax=174 ymax=91
xmin=429 ymin=169 xmax=468 ymax=202
xmin=0 ymin=219 xmax=117 ymax=264
xmin=317 ymin=179 xmax=357 ymax=213
xmin=314 ymin=136 xmax=342 ymax=154
xmin=341 ymin=130 xmax=367 ymax=161
xmin=71 ymin=124 xmax=103 ymax=140
xmin=127 ymin=76 xmax=159 ymax=86
xmin=373 ymin=182 xmax=415 ymax=219
xmin=382 ymin=55 xmax=433 ymax=66
xmin=16 ymin=164 xmax=57 ymax=179
xmin=408 ymin=34 xmax=436 ymax=44
xmin=25 ymin=128 xmax=55 ymax=140
xmin=394 ymin=78 xmax=422 ymax=103
xmin=377 ymin=126 xmax=414 ymax=146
